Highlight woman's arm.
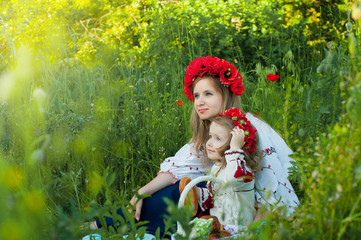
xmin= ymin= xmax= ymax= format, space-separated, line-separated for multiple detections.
xmin=137 ymin=172 xmax=176 ymax=195
xmin=129 ymin=172 xmax=176 ymax=221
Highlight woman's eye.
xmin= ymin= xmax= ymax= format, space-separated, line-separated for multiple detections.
xmin=194 ymin=93 xmax=199 ymax=98
xmin=209 ymin=135 xmax=212 ymax=139
xmin=206 ymin=92 xmax=213 ymax=96
xmin=217 ymin=137 xmax=221 ymax=141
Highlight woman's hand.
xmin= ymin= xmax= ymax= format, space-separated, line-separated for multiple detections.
xmin=230 ymin=127 xmax=245 ymax=150
xmin=129 ymin=195 xmax=143 ymax=221
xmin=127 ymin=172 xmax=176 ymax=221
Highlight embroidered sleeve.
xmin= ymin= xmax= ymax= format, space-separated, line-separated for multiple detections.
xmin=223 ymin=149 xmax=255 ymax=193
xmin=198 ymin=182 xmax=214 ymax=212
xmin=158 ymin=143 xmax=207 ymax=182
xmin=224 ymin=149 xmax=253 ymax=181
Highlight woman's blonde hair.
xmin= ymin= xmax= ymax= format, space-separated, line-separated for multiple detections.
xmin=206 ymin=117 xmax=262 ymax=172
xmin=190 ymin=74 xmax=241 ymax=159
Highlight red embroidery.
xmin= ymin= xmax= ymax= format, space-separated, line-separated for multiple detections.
xmin=262 ymin=146 xmax=276 ymax=157
xmin=225 ymin=150 xmax=244 ymax=156
xmin=203 ymin=194 xmax=214 ymax=210
xmin=157 ymin=170 xmax=178 ymax=183
xmin=234 ymin=160 xmax=254 ymax=182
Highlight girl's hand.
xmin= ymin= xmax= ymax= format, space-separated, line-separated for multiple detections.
xmin=129 ymin=195 xmax=143 ymax=221
xmin=230 ymin=127 xmax=245 ymax=150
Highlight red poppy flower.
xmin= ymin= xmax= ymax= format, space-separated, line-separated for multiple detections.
xmin=267 ymin=73 xmax=279 ymax=81
xmin=184 ymin=86 xmax=193 ymax=101
xmin=223 ymin=107 xmax=242 ymax=120
xmin=175 ymin=100 xmax=184 ymax=106
xmin=230 ymin=75 xmax=244 ymax=96
xmin=207 ymin=57 xmax=224 ymax=75
xmin=184 ymin=74 xmax=194 ymax=88
xmin=185 ymin=57 xmax=207 ymax=77
xmin=220 ymin=62 xmax=238 ymax=85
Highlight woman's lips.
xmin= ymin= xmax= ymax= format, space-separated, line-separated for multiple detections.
xmin=198 ymin=108 xmax=207 ymax=113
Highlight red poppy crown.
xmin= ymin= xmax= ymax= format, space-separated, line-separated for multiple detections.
xmin=219 ymin=108 xmax=257 ymax=154
xmin=184 ymin=56 xmax=245 ymax=101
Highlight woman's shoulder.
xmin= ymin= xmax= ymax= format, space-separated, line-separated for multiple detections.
xmin=246 ymin=112 xmax=275 ymax=134
xmin=245 ymin=112 xmax=264 ymax=125
xmin=175 ymin=142 xmax=203 ymax=157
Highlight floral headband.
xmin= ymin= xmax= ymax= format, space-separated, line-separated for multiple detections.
xmin=184 ymin=56 xmax=245 ymax=101
xmin=219 ymin=107 xmax=257 ymax=154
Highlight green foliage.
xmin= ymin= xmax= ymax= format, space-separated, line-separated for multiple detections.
xmin=0 ymin=0 xmax=360 ymax=239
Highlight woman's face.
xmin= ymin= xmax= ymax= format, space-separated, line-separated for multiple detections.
xmin=193 ymin=77 xmax=223 ymax=120
xmin=206 ymin=122 xmax=229 ymax=161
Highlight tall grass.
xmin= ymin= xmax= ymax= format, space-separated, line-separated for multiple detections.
xmin=0 ymin=1 xmax=360 ymax=239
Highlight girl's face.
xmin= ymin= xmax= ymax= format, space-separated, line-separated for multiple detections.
xmin=193 ymin=77 xmax=223 ymax=120
xmin=206 ymin=122 xmax=230 ymax=161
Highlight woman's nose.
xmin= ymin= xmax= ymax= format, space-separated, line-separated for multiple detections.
xmin=196 ymin=96 xmax=205 ymax=105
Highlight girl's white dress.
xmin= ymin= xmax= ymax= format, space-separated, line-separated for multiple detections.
xmin=158 ymin=112 xmax=300 ymax=217
xmin=200 ymin=149 xmax=255 ymax=232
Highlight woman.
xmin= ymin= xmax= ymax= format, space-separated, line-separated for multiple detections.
xmin=96 ymin=56 xmax=299 ymax=236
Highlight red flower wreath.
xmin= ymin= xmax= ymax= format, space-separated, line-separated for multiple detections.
xmin=184 ymin=56 xmax=244 ymax=101
xmin=218 ymin=107 xmax=257 ymax=155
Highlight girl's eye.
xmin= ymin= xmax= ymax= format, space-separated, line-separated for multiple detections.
xmin=217 ymin=137 xmax=221 ymax=141
xmin=209 ymin=135 xmax=212 ymax=139
xmin=206 ymin=92 xmax=213 ymax=96
xmin=194 ymin=93 xmax=199 ymax=98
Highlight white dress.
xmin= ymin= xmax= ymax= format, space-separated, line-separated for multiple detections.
xmin=199 ymin=149 xmax=255 ymax=232
xmin=246 ymin=113 xmax=300 ymax=216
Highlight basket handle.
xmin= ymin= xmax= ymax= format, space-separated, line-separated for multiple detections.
xmin=178 ymin=175 xmax=223 ymax=207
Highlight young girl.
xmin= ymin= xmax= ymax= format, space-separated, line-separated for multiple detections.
xmin=181 ymin=107 xmax=262 ymax=236
xmin=94 ymin=56 xmax=300 ymax=236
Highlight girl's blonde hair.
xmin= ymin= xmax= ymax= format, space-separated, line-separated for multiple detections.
xmin=208 ymin=117 xmax=262 ymax=172
xmin=190 ymin=74 xmax=241 ymax=159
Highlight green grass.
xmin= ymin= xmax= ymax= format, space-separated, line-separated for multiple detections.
xmin=1 ymin=0 xmax=361 ymax=239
